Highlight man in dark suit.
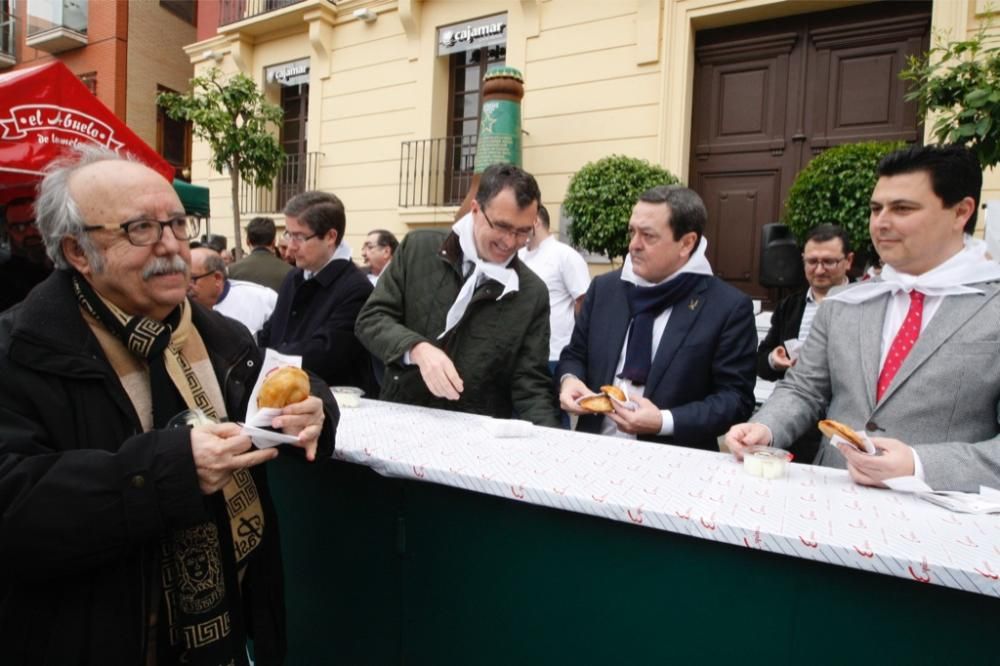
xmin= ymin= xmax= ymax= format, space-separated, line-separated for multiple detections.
xmin=258 ymin=191 xmax=377 ymax=395
xmin=756 ymin=224 xmax=853 ymax=462
xmin=558 ymin=185 xmax=757 ymax=451
xmin=228 ymin=216 xmax=293 ymax=291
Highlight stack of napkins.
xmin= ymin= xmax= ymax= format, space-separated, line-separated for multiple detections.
xmin=884 ymin=477 xmax=1000 ymax=514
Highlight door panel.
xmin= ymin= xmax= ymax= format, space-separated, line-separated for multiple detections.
xmin=689 ymin=2 xmax=930 ymax=301
xmin=698 ymin=171 xmax=779 ymax=295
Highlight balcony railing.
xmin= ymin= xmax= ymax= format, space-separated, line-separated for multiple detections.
xmin=240 ymin=151 xmax=322 ymax=215
xmin=399 ymin=135 xmax=478 ymax=208
xmin=0 ymin=11 xmax=15 ymax=66
xmin=219 ymin=0 xmax=305 ymax=27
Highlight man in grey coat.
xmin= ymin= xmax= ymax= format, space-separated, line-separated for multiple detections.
xmin=725 ymin=144 xmax=1000 ymax=492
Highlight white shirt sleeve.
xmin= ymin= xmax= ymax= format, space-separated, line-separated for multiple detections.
xmin=658 ymin=409 xmax=674 ymax=436
xmin=562 ymin=248 xmax=591 ymax=299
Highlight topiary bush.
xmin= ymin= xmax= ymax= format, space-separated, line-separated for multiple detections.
xmin=783 ymin=141 xmax=906 ymax=258
xmin=563 ymin=155 xmax=679 ymax=262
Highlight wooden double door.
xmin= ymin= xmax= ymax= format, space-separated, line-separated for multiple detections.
xmin=689 ymin=2 xmax=930 ymax=300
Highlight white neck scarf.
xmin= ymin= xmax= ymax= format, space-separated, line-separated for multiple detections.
xmin=303 ymin=241 xmax=353 ymax=280
xmin=621 ymin=236 xmax=714 ymax=287
xmin=438 ymin=213 xmax=519 ymax=339
xmin=827 ymin=236 xmax=1000 ymax=304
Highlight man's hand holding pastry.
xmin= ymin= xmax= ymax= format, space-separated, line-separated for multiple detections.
xmin=192 ymin=422 xmax=278 ymax=494
xmin=559 ymin=376 xmax=594 ymax=415
xmin=839 ymin=437 xmax=915 ymax=487
xmin=606 ymin=393 xmax=662 ymax=435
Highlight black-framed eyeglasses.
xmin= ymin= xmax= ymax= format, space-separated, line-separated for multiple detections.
xmin=803 ymin=256 xmax=845 ymax=269
xmin=481 ymin=208 xmax=533 ymax=242
xmin=282 ymin=230 xmax=319 ymax=244
xmin=189 ymin=271 xmax=216 ymax=283
xmin=83 ymin=215 xmax=200 ymax=247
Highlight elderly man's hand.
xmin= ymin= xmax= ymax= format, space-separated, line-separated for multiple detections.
xmin=839 ymin=437 xmax=915 ymax=487
xmin=607 ymin=394 xmax=662 ymax=435
xmin=271 ymin=395 xmax=325 ymax=462
xmin=191 ymin=422 xmax=278 ymax=494
xmin=411 ymin=342 xmax=463 ymax=400
xmin=559 ymin=376 xmax=594 ymax=415
xmin=724 ymin=423 xmax=772 ymax=461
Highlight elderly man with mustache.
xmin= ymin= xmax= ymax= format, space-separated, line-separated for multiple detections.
xmin=0 ymin=145 xmax=339 ymax=666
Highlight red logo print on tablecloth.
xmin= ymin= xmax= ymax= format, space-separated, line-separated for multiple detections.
xmin=877 ymin=290 xmax=924 ymax=402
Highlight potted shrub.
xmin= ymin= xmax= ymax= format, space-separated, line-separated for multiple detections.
xmin=783 ymin=140 xmax=906 ymax=270
xmin=563 ymin=155 xmax=679 ymax=263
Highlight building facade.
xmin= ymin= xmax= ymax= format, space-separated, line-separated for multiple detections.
xmin=188 ymin=0 xmax=995 ymax=295
xmin=1 ymin=0 xmax=196 ymax=179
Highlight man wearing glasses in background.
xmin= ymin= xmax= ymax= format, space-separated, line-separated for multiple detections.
xmin=258 ymin=190 xmax=377 ymax=395
xmin=0 ymin=146 xmax=337 ymax=664
xmin=356 ymin=163 xmax=560 ymax=427
xmin=755 ymin=224 xmax=853 ymax=462
xmin=0 ymin=196 xmax=53 ymax=311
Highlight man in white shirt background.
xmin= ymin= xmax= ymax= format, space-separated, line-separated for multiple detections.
xmin=518 ymin=204 xmax=591 ymax=374
xmin=188 ymin=246 xmax=277 ymax=336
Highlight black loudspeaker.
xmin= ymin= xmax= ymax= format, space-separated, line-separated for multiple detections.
xmin=759 ymin=223 xmax=804 ymax=288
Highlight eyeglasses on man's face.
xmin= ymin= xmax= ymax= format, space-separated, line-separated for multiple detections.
xmin=189 ymin=271 xmax=216 ymax=283
xmin=83 ymin=215 xmax=200 ymax=247
xmin=481 ymin=208 xmax=533 ymax=242
xmin=282 ymin=230 xmax=319 ymax=245
xmin=803 ymin=256 xmax=845 ymax=269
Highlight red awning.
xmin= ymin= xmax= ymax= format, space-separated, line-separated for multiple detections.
xmin=0 ymin=61 xmax=174 ymax=204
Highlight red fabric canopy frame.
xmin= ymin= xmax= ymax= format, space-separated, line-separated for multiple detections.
xmin=0 ymin=61 xmax=174 ymax=205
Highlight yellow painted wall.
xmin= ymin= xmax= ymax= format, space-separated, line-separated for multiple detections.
xmin=186 ymin=0 xmax=990 ymax=254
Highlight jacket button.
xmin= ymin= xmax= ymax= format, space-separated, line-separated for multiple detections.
xmin=130 ymin=475 xmax=146 ymax=489
xmin=246 ymin=359 xmax=254 ymax=368
xmin=865 ymin=421 xmax=879 ymax=432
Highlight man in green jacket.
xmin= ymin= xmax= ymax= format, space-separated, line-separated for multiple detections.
xmin=355 ymin=164 xmax=559 ymax=427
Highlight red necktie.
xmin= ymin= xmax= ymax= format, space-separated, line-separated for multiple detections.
xmin=876 ymin=290 xmax=925 ymax=402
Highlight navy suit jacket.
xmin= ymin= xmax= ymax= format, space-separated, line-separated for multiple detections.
xmin=258 ymin=258 xmax=377 ymax=395
xmin=558 ymin=271 xmax=757 ymax=451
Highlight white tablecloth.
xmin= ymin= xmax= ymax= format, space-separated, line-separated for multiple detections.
xmin=333 ymin=399 xmax=1000 ymax=598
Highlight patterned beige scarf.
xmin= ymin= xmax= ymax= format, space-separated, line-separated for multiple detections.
xmin=76 ymin=277 xmax=263 ymax=665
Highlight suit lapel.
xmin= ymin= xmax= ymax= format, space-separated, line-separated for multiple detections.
xmin=601 ymin=280 xmax=632 ymax=384
xmin=858 ymin=294 xmax=888 ymax=411
xmin=877 ymin=284 xmax=1000 ymax=406
xmin=643 ymin=279 xmax=709 ymax=396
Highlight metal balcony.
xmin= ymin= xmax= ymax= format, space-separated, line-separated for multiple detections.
xmin=240 ymin=151 xmax=322 ymax=215
xmin=219 ymin=0 xmax=306 ymax=27
xmin=25 ymin=0 xmax=87 ymax=54
xmin=399 ymin=135 xmax=478 ymax=208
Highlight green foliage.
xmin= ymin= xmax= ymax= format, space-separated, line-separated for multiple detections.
xmin=901 ymin=27 xmax=1000 ymax=167
xmin=157 ymin=69 xmax=284 ymax=255
xmin=783 ymin=141 xmax=905 ymax=256
xmin=563 ymin=155 xmax=679 ymax=262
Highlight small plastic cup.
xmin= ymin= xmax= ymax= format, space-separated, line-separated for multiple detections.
xmin=743 ymin=446 xmax=793 ymax=479
xmin=332 ymin=386 xmax=364 ymax=408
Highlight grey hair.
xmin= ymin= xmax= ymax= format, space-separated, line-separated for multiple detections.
xmin=35 ymin=144 xmax=141 ymax=271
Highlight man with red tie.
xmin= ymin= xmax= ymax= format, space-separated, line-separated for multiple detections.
xmin=725 ymin=144 xmax=1000 ymax=491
